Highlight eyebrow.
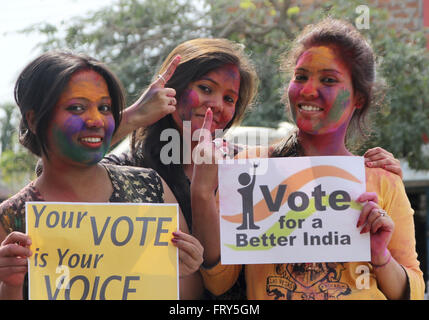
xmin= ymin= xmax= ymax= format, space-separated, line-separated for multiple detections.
xmin=200 ymin=77 xmax=239 ymax=96
xmin=295 ymin=67 xmax=342 ymax=75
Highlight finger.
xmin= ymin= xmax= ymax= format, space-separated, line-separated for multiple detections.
xmin=0 ymin=265 xmax=28 ymax=276
xmin=356 ymin=192 xmax=378 ymax=204
xmin=165 ymin=88 xmax=176 ymax=98
xmin=365 ymin=158 xmax=394 ymax=168
xmin=360 ymin=207 xmax=382 ymax=233
xmin=1 ymin=232 xmax=31 ymax=247
xmin=0 ymin=256 xmax=29 ymax=268
xmin=172 ymin=231 xmax=203 ymax=256
xmin=153 ymin=55 xmax=181 ymax=88
xmin=198 ymin=108 xmax=213 ymax=144
xmin=356 ymin=201 xmax=378 ymax=228
xmin=364 ymin=147 xmax=390 ymax=158
xmin=383 ymin=165 xmax=402 ymax=178
xmin=370 ymin=214 xmax=393 ymax=234
xmin=0 ymin=244 xmax=32 ymax=258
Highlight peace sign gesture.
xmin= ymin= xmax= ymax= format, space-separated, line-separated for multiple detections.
xmin=111 ymin=55 xmax=181 ymax=144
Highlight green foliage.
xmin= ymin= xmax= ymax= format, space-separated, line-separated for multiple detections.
xmin=0 ymin=102 xmax=37 ymax=192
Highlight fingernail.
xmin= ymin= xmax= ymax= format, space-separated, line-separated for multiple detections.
xmin=366 ymin=162 xmax=372 ymax=167
xmin=171 ymin=238 xmax=179 ymax=243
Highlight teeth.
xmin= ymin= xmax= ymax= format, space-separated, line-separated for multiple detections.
xmin=81 ymin=137 xmax=102 ymax=143
xmin=299 ymin=105 xmax=322 ymax=111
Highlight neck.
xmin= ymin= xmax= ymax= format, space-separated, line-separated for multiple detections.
xmin=298 ymin=129 xmax=352 ymax=157
xmin=35 ymin=158 xmax=110 ymax=202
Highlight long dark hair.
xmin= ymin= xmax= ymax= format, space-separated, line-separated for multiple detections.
xmin=131 ymin=38 xmax=258 ymax=228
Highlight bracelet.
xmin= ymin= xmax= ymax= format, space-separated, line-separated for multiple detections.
xmin=371 ymin=250 xmax=392 ymax=269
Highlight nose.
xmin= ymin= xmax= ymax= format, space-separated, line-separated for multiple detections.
xmin=299 ymin=79 xmax=319 ymax=99
xmin=85 ymin=106 xmax=104 ymax=128
xmin=208 ymin=94 xmax=224 ymax=113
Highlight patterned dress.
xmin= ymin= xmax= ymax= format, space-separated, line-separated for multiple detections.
xmin=0 ymin=163 xmax=164 ymax=234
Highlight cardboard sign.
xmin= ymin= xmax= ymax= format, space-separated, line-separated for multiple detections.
xmin=26 ymin=202 xmax=178 ymax=300
xmin=218 ymin=157 xmax=369 ymax=264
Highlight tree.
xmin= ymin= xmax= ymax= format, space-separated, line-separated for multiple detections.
xmin=22 ymin=0 xmax=429 ymax=169
xmin=0 ymin=102 xmax=37 ymax=192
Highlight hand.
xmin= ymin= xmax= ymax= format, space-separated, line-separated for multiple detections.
xmin=126 ymin=55 xmax=181 ymax=129
xmin=191 ymin=108 xmax=226 ymax=193
xmin=0 ymin=232 xmax=32 ymax=287
xmin=171 ymin=230 xmax=204 ymax=277
xmin=356 ymin=192 xmax=394 ymax=265
xmin=364 ymin=147 xmax=402 ymax=179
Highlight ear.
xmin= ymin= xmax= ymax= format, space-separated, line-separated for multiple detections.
xmin=25 ymin=110 xmax=37 ymax=134
xmin=354 ymin=92 xmax=365 ymax=109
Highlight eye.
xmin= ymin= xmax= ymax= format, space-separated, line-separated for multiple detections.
xmin=224 ymin=95 xmax=236 ymax=104
xmin=321 ymin=77 xmax=338 ymax=84
xmin=294 ymin=74 xmax=307 ymax=82
xmin=66 ymin=104 xmax=85 ymax=113
xmin=198 ymin=84 xmax=212 ymax=94
xmin=98 ymin=104 xmax=112 ymax=113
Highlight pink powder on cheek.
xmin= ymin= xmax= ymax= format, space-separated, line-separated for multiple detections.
xmin=177 ymin=89 xmax=200 ymax=121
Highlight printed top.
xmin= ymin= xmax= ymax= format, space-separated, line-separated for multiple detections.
xmin=200 ymin=149 xmax=425 ymax=300
xmin=0 ymin=163 xmax=164 ymax=234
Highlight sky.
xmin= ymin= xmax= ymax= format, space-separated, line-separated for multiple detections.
xmin=0 ymin=0 xmax=116 ymax=106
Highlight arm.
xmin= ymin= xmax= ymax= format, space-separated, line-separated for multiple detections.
xmin=111 ymin=56 xmax=180 ymax=145
xmin=356 ymin=193 xmax=408 ymax=299
xmin=357 ymin=172 xmax=425 ymax=299
xmin=162 ymin=178 xmax=204 ymax=300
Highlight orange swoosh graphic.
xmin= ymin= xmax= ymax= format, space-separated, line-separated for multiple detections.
xmin=221 ymin=165 xmax=361 ymax=223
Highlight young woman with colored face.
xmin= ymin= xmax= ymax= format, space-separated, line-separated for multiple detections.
xmin=104 ymin=38 xmax=259 ymax=234
xmin=0 ymin=51 xmax=203 ymax=300
xmin=192 ymin=20 xmax=424 ymax=300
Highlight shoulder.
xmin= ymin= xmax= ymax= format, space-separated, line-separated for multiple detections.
xmin=365 ymin=167 xmax=404 ymax=192
xmin=103 ymin=163 xmax=164 ymax=203
xmin=102 ymin=150 xmax=138 ymax=166
xmin=104 ymin=163 xmax=161 ymax=182
xmin=235 ymin=146 xmax=270 ymax=159
xmin=0 ymin=182 xmax=41 ymax=233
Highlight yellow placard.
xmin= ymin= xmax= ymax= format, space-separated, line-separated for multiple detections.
xmin=26 ymin=202 xmax=178 ymax=300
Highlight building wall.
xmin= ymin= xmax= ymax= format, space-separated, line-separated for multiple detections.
xmin=291 ymin=0 xmax=428 ymax=46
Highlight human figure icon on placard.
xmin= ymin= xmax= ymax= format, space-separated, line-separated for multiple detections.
xmin=237 ymin=162 xmax=260 ymax=230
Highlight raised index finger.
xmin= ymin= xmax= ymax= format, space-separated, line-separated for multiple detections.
xmin=198 ymin=108 xmax=213 ymax=144
xmin=154 ymin=55 xmax=181 ymax=88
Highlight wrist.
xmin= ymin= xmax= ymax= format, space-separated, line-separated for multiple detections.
xmin=0 ymin=281 xmax=24 ymax=300
xmin=371 ymin=248 xmax=392 ymax=268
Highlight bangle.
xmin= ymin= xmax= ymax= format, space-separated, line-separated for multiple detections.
xmin=371 ymin=250 xmax=392 ymax=269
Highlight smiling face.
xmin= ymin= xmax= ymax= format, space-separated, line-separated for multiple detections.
xmin=46 ymin=69 xmax=115 ymax=166
xmin=172 ymin=64 xmax=241 ymax=135
xmin=288 ymin=45 xmax=359 ymax=136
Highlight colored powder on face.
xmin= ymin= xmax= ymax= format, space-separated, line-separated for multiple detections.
xmin=178 ymin=89 xmax=199 ymax=121
xmin=51 ymin=115 xmax=113 ymax=165
xmin=326 ymin=89 xmax=351 ymax=123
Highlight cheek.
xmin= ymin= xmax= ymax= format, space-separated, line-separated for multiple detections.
xmin=287 ymin=83 xmax=302 ymax=118
xmin=220 ymin=107 xmax=235 ymax=124
xmin=104 ymin=116 xmax=115 ymax=142
xmin=54 ymin=116 xmax=85 ymax=145
xmin=177 ymin=89 xmax=200 ymax=121
xmin=326 ymin=88 xmax=351 ymax=123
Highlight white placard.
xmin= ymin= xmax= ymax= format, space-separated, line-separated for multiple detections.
xmin=218 ymin=156 xmax=370 ymax=264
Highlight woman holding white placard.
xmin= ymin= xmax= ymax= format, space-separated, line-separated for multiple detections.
xmin=191 ymin=18 xmax=424 ymax=300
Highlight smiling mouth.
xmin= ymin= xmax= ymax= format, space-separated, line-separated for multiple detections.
xmin=79 ymin=136 xmax=104 ymax=147
xmin=298 ymin=104 xmax=323 ymax=112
